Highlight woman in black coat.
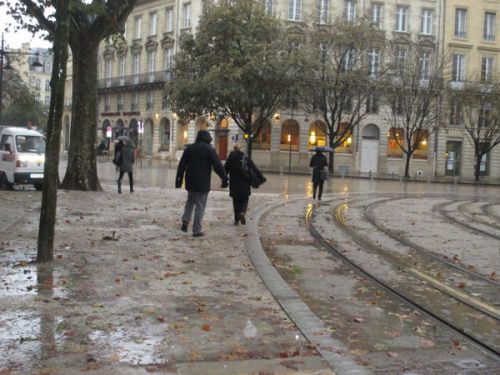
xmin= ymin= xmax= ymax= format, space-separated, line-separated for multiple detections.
xmin=115 ymin=137 xmax=135 ymax=193
xmin=224 ymin=143 xmax=266 ymax=225
xmin=309 ymin=150 xmax=328 ymax=200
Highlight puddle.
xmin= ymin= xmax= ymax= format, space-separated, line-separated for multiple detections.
xmin=89 ymin=327 xmax=168 ymax=365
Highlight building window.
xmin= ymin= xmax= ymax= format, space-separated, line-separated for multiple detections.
xmin=148 ymin=51 xmax=156 ymax=82
xmin=104 ymin=95 xmax=111 ymax=112
xmin=366 ymin=92 xmax=378 ymax=113
xmin=119 ymin=56 xmax=126 ymax=84
xmin=413 ymin=130 xmax=428 ymax=159
xmin=387 ymin=127 xmax=404 ymax=158
xmin=164 ymin=48 xmax=173 ymax=70
xmin=396 ymin=48 xmax=407 ymax=76
xmin=449 ymin=99 xmax=463 ymax=125
xmin=105 ymin=60 xmax=113 ymax=79
xmin=166 ymin=8 xmax=174 ymax=32
xmin=455 ymin=8 xmax=467 ymax=38
xmin=134 ymin=16 xmax=142 ymax=39
xmin=479 ymin=104 xmax=492 ymax=127
xmin=344 ymin=1 xmax=356 ymax=22
xmin=420 ymin=9 xmax=433 ymax=35
xmin=308 ymin=121 xmax=327 ymax=149
xmin=149 ymin=12 xmax=157 ymax=36
xmin=264 ymin=0 xmax=273 ymax=15
xmin=131 ymin=93 xmax=139 ymax=111
xmin=392 ymin=96 xmax=404 ymax=116
xmin=419 ymin=51 xmax=431 ymax=80
xmin=288 ymin=0 xmax=301 ymax=21
xmin=336 ymin=123 xmax=353 ymax=154
xmin=484 ymin=12 xmax=496 ymax=41
xmin=162 ymin=94 xmax=168 ymax=110
xmin=280 ymin=120 xmax=300 ymax=151
xmin=368 ymin=48 xmax=380 ymax=78
xmin=396 ymin=6 xmax=408 ymax=32
xmin=452 ymin=53 xmax=465 ymax=82
xmin=253 ymin=119 xmax=272 ymax=150
xmin=183 ymin=3 xmax=191 ymax=28
xmin=479 ymin=150 xmax=489 ymax=176
xmin=117 ymin=94 xmax=123 ymax=111
xmin=45 ymin=80 xmax=50 ymax=91
xmin=371 ymin=3 xmax=383 ymax=28
xmin=132 ymin=54 xmax=140 ymax=83
xmin=44 ymin=95 xmax=50 ymax=106
xmin=146 ymin=92 xmax=154 ymax=110
xmin=481 ymin=56 xmax=494 ymax=83
xmin=318 ymin=0 xmax=329 ymax=24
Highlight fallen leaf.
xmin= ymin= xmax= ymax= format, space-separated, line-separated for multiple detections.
xmin=353 ymin=317 xmax=365 ymax=323
xmin=157 ymin=316 xmax=166 ymax=323
xmin=491 ymin=271 xmax=497 ymax=280
xmin=387 ymin=352 xmax=398 ymax=358
xmin=458 ymin=282 xmax=466 ymax=289
xmin=202 ymin=324 xmax=211 ymax=331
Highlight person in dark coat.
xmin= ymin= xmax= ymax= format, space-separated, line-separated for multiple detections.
xmin=115 ymin=137 xmax=135 ymax=193
xmin=176 ymin=130 xmax=228 ymax=237
xmin=309 ymin=150 xmax=328 ymax=200
xmin=224 ymin=143 xmax=266 ymax=225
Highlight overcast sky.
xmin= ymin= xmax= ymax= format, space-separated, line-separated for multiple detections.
xmin=0 ymin=4 xmax=51 ymax=49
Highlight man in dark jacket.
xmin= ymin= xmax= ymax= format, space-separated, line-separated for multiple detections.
xmin=176 ymin=130 xmax=228 ymax=237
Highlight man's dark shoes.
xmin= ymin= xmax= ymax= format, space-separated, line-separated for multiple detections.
xmin=239 ymin=212 xmax=246 ymax=225
xmin=181 ymin=221 xmax=188 ymax=232
xmin=193 ymin=232 xmax=204 ymax=237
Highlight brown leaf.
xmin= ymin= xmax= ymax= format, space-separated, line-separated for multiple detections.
xmin=157 ymin=316 xmax=166 ymax=323
xmin=491 ymin=271 xmax=497 ymax=280
xmin=458 ymin=282 xmax=466 ymax=289
xmin=115 ymin=278 xmax=120 ymax=283
xmin=202 ymin=324 xmax=211 ymax=331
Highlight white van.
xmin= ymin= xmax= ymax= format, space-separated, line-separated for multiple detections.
xmin=0 ymin=126 xmax=45 ymax=190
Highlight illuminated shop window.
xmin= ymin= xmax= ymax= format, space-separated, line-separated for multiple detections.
xmin=308 ymin=121 xmax=327 ymax=149
xmin=280 ymin=120 xmax=300 ymax=151
xmin=413 ymin=129 xmax=428 ymax=159
xmin=387 ymin=127 xmax=404 ymax=158
xmin=336 ymin=123 xmax=352 ymax=154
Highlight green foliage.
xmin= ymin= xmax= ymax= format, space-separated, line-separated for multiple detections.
xmin=1 ymin=70 xmax=47 ymax=128
xmin=167 ymin=0 xmax=305 ymax=153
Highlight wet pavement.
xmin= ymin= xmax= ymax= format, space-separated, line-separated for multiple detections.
xmin=1 ymin=161 xmax=500 ymax=374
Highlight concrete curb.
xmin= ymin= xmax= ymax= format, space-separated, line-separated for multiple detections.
xmin=244 ymin=198 xmax=371 ymax=375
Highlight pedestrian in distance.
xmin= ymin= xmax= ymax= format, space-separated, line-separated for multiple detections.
xmin=224 ymin=142 xmax=266 ymax=225
xmin=114 ymin=136 xmax=135 ymax=193
xmin=310 ymin=149 xmax=328 ymax=200
xmin=176 ymin=130 xmax=228 ymax=237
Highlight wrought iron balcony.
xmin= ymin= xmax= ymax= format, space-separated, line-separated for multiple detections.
xmin=97 ymin=70 xmax=172 ymax=90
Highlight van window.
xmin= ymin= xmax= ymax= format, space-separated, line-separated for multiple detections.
xmin=0 ymin=134 xmax=13 ymax=151
xmin=16 ymin=135 xmax=45 ymax=153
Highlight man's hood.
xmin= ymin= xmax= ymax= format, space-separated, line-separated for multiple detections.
xmin=196 ymin=130 xmax=212 ymax=144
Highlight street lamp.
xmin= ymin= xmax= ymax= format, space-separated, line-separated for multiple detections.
xmin=288 ymin=133 xmax=292 ymax=174
xmin=0 ymin=33 xmax=43 ymax=124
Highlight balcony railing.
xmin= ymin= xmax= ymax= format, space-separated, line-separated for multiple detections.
xmin=98 ymin=70 xmax=172 ymax=89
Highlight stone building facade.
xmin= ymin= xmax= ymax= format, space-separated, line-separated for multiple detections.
xmin=81 ymin=0 xmax=500 ymax=181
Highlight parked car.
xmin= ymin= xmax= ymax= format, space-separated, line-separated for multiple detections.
xmin=0 ymin=126 xmax=45 ymax=190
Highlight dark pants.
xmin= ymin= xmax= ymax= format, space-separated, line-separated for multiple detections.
xmin=232 ymin=195 xmax=249 ymax=222
xmin=313 ymin=180 xmax=324 ymax=200
xmin=118 ymin=171 xmax=134 ymax=192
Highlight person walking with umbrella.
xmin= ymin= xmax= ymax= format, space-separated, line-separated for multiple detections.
xmin=309 ymin=147 xmax=329 ymax=200
xmin=114 ymin=136 xmax=135 ymax=193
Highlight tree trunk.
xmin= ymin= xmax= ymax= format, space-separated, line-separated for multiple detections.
xmin=247 ymin=135 xmax=253 ymax=159
xmin=475 ymin=154 xmax=482 ymax=182
xmin=404 ymin=152 xmax=411 ymax=178
xmin=60 ymin=37 xmax=102 ymax=191
xmin=37 ymin=0 xmax=71 ymax=262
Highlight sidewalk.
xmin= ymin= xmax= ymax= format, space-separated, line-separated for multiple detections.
xmin=0 ymin=186 xmax=335 ymax=374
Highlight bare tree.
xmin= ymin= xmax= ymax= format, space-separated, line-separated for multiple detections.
xmin=449 ymin=80 xmax=500 ymax=181
xmin=384 ymin=40 xmax=447 ymax=178
xmin=302 ymin=17 xmax=386 ymax=172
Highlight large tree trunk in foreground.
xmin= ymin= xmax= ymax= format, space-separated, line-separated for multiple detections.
xmin=37 ymin=0 xmax=71 ymax=262
xmin=60 ymin=37 xmax=102 ymax=191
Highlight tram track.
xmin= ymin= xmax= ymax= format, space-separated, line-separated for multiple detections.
xmin=306 ymin=201 xmax=500 ymax=359
xmin=433 ymin=200 xmax=500 ymax=241
xmin=363 ymin=198 xmax=500 ymax=287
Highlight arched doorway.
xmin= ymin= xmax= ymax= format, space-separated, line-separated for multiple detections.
xmin=115 ymin=119 xmax=125 ymax=138
xmin=129 ymin=118 xmax=139 ymax=147
xmin=101 ymin=119 xmax=111 ymax=139
xmin=216 ymin=117 xmax=229 ymax=160
xmin=144 ymin=118 xmax=154 ymax=155
xmin=308 ymin=121 xmax=327 ymax=150
xmin=360 ymin=124 xmax=380 ymax=173
xmin=159 ymin=118 xmax=171 ymax=151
